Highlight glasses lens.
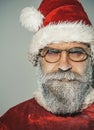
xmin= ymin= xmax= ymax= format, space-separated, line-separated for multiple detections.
xmin=68 ymin=47 xmax=88 ymax=62
xmin=45 ymin=48 xmax=60 ymax=63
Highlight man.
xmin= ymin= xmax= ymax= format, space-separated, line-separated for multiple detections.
xmin=0 ymin=0 xmax=94 ymax=130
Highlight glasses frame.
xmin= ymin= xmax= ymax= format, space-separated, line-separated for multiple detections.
xmin=39 ymin=47 xmax=91 ymax=63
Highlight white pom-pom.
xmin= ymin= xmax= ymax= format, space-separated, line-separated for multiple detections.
xmin=20 ymin=7 xmax=44 ymax=32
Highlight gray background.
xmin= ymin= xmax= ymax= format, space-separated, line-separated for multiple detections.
xmin=0 ymin=0 xmax=94 ymax=116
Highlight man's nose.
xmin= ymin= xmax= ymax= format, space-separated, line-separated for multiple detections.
xmin=58 ymin=51 xmax=72 ymax=72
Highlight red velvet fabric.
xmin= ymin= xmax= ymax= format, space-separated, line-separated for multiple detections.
xmin=43 ymin=5 xmax=91 ymax=26
xmin=38 ymin=0 xmax=91 ymax=26
xmin=0 ymin=98 xmax=94 ymax=130
xmin=38 ymin=0 xmax=83 ymax=16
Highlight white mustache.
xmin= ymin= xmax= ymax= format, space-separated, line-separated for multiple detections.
xmin=41 ymin=70 xmax=88 ymax=83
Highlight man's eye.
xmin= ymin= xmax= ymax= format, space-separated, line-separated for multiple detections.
xmin=47 ymin=49 xmax=60 ymax=54
xmin=69 ymin=48 xmax=85 ymax=54
xmin=69 ymin=51 xmax=83 ymax=54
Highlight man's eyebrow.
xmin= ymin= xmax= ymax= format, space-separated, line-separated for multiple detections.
xmin=81 ymin=42 xmax=90 ymax=48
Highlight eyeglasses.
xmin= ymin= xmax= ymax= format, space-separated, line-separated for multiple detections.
xmin=39 ymin=47 xmax=91 ymax=63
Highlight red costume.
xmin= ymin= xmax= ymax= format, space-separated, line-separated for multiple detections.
xmin=0 ymin=98 xmax=94 ymax=130
xmin=1 ymin=0 xmax=94 ymax=130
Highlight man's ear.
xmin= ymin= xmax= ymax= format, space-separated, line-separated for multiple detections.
xmin=31 ymin=55 xmax=40 ymax=67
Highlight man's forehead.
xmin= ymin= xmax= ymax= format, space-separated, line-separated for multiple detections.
xmin=46 ymin=42 xmax=90 ymax=49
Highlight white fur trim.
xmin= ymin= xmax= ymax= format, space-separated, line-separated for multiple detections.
xmin=29 ymin=22 xmax=94 ymax=55
xmin=33 ymin=88 xmax=50 ymax=111
xmin=20 ymin=7 xmax=44 ymax=32
xmin=33 ymin=88 xmax=51 ymax=112
xmin=82 ymin=87 xmax=94 ymax=110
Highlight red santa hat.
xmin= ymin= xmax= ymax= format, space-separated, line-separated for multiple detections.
xmin=20 ymin=0 xmax=94 ymax=63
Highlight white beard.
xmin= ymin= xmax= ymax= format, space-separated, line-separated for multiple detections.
xmin=34 ymin=58 xmax=93 ymax=115
xmin=41 ymin=80 xmax=89 ymax=115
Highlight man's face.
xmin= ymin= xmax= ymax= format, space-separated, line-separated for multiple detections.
xmin=37 ymin=42 xmax=92 ymax=115
xmin=40 ymin=42 xmax=89 ymax=75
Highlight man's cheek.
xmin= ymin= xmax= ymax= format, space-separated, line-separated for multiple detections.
xmin=76 ymin=63 xmax=87 ymax=75
xmin=41 ymin=62 xmax=58 ymax=74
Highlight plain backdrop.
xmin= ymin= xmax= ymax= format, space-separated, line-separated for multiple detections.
xmin=0 ymin=0 xmax=94 ymax=116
